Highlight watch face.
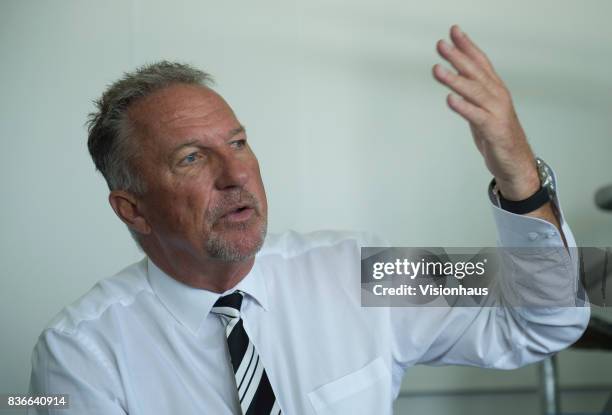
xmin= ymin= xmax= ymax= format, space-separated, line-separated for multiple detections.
xmin=536 ymin=158 xmax=555 ymax=194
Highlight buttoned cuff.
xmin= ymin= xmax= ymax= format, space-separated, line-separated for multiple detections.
xmin=487 ymin=166 xmax=575 ymax=250
xmin=488 ymin=167 xmax=585 ymax=307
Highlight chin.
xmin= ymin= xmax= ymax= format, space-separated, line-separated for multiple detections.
xmin=205 ymin=221 xmax=267 ymax=262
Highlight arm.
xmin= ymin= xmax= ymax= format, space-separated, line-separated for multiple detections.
xmin=390 ymin=206 xmax=589 ymax=370
xmin=389 ymin=26 xmax=589 ymax=371
xmin=28 ymin=329 xmax=127 ymax=415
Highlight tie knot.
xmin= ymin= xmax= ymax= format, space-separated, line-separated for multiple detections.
xmin=212 ymin=291 xmax=244 ymax=315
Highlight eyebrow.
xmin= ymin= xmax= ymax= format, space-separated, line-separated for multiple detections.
xmin=168 ymin=125 xmax=247 ymax=159
xmin=229 ymin=125 xmax=246 ymax=137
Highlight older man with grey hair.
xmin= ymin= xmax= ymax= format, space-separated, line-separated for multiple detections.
xmin=28 ymin=25 xmax=588 ymax=415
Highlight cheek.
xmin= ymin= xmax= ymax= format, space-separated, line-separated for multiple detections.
xmin=251 ymin=171 xmax=268 ymax=214
xmin=146 ymin=182 xmax=213 ymax=231
xmin=177 ymin=183 xmax=214 ymax=224
xmin=254 ymin=164 xmax=267 ymax=193
xmin=148 ymin=193 xmax=185 ymax=228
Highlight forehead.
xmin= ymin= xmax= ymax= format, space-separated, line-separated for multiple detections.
xmin=127 ymin=83 xmax=240 ymax=150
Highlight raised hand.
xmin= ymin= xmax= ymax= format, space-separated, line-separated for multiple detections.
xmin=433 ymin=25 xmax=540 ymax=202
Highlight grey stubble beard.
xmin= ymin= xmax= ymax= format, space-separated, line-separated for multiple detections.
xmin=205 ymin=218 xmax=267 ymax=262
xmin=204 ymin=189 xmax=267 ymax=262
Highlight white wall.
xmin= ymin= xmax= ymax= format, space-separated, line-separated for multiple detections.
xmin=1 ymin=0 xmax=611 ymax=412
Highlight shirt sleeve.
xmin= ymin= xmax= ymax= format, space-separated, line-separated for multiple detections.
xmin=391 ymin=167 xmax=590 ymax=370
xmin=27 ymin=328 xmax=127 ymax=415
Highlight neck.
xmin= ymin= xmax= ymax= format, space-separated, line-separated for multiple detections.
xmin=142 ymin=240 xmax=255 ymax=293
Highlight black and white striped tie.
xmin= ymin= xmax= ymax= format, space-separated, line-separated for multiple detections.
xmin=211 ymin=291 xmax=281 ymax=415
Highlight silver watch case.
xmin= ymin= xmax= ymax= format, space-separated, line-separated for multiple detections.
xmin=536 ymin=157 xmax=556 ymax=198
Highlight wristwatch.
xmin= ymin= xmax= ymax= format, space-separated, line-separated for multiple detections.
xmin=492 ymin=157 xmax=556 ymax=215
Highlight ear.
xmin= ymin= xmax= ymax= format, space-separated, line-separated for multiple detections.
xmin=108 ymin=190 xmax=151 ymax=235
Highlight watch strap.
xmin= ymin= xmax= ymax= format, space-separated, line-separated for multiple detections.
xmin=492 ymin=178 xmax=551 ymax=214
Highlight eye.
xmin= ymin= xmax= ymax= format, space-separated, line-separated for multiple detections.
xmin=230 ymin=139 xmax=247 ymax=149
xmin=180 ymin=151 xmax=202 ymax=166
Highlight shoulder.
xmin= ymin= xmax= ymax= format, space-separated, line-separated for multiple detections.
xmin=258 ymin=229 xmax=388 ymax=259
xmin=41 ymin=257 xmax=152 ymax=337
xmin=256 ymin=231 xmax=389 ymax=309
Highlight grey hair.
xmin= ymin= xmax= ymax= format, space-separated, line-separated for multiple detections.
xmin=86 ymin=61 xmax=214 ymax=244
xmin=87 ymin=60 xmax=214 ymax=194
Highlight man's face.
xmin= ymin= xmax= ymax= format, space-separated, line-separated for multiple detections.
xmin=128 ymin=83 xmax=268 ymax=262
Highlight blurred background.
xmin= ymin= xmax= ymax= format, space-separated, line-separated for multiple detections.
xmin=1 ymin=0 xmax=611 ymax=414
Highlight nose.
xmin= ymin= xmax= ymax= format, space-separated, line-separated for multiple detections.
xmin=215 ymin=152 xmax=249 ymax=190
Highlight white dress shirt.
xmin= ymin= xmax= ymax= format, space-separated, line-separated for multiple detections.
xmin=28 ymin=183 xmax=590 ymax=415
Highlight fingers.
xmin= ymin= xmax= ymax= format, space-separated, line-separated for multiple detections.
xmin=448 ymin=25 xmax=496 ymax=77
xmin=447 ymin=93 xmax=488 ymax=125
xmin=436 ymin=39 xmax=490 ymax=84
xmin=434 ymin=25 xmax=512 ymax=118
xmin=432 ymin=26 xmax=532 ymax=189
xmin=432 ymin=64 xmax=494 ymax=109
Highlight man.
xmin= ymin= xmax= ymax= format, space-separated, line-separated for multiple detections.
xmin=28 ymin=25 xmax=589 ymax=414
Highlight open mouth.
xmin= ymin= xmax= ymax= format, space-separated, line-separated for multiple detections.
xmin=220 ymin=206 xmax=255 ymax=222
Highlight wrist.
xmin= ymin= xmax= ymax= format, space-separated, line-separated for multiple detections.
xmin=495 ymin=169 xmax=540 ymax=201
xmin=491 ymin=157 xmax=557 ymax=216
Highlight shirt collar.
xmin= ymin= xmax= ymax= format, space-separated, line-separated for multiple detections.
xmin=146 ymin=257 xmax=268 ymax=334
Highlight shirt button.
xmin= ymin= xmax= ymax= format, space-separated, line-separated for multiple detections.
xmin=527 ymin=232 xmax=539 ymax=241
xmin=545 ymin=231 xmax=556 ymax=239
